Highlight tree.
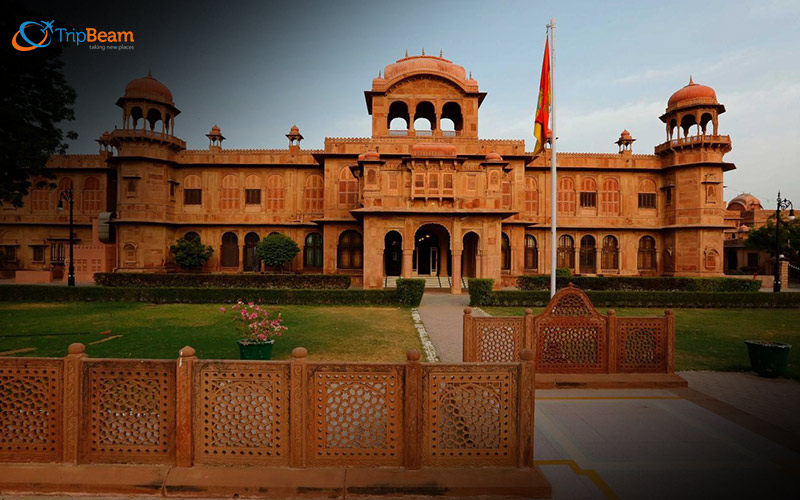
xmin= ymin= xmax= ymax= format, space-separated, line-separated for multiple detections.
xmin=0 ymin=6 xmax=77 ymax=207
xmin=170 ymin=237 xmax=214 ymax=271
xmin=746 ymin=215 xmax=800 ymax=264
xmin=256 ymin=234 xmax=300 ymax=271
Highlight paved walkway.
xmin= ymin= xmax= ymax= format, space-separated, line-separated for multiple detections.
xmin=679 ymin=370 xmax=800 ymax=438
xmin=415 ymin=291 xmax=487 ymax=362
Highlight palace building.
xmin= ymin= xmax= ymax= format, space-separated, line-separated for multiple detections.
xmin=1 ymin=54 xmax=735 ymax=292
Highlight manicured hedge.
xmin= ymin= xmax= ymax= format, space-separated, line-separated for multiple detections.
xmin=516 ymin=275 xmax=762 ymax=292
xmin=470 ymin=289 xmax=800 ymax=309
xmin=94 ymin=273 xmax=351 ymax=289
xmin=467 ymin=278 xmax=494 ymax=307
xmin=0 ymin=285 xmax=407 ymax=306
xmin=395 ymin=279 xmax=425 ymax=306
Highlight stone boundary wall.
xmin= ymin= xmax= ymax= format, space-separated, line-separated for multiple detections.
xmin=0 ymin=345 xmax=535 ymax=471
xmin=463 ymin=285 xmax=675 ymax=374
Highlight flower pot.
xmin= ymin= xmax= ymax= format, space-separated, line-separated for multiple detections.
xmin=744 ymin=340 xmax=791 ymax=378
xmin=237 ymin=340 xmax=275 ymax=360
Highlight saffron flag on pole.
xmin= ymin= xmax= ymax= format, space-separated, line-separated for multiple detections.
xmin=533 ymin=37 xmax=550 ymax=157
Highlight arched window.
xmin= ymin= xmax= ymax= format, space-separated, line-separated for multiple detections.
xmin=413 ymin=101 xmax=435 ymax=135
xmin=579 ymin=178 xmax=597 ymax=209
xmin=82 ymin=177 xmax=102 ymax=214
xmin=184 ymin=231 xmax=200 ymax=242
xmin=501 ymin=232 xmax=511 ymax=271
xmin=221 ymin=232 xmax=239 ymax=268
xmin=337 ymin=230 xmax=362 ymax=269
xmin=601 ymin=236 xmax=619 ymax=270
xmin=600 ymin=178 xmax=620 ymax=215
xmin=388 ymin=101 xmax=410 ymax=134
xmin=557 ymin=235 xmax=575 ymax=269
xmin=441 ymin=102 xmax=463 ymax=136
xmin=338 ymin=167 xmax=358 ymax=206
xmin=183 ymin=175 xmax=202 ymax=205
xmin=680 ymin=114 xmax=697 ymax=136
xmin=123 ymin=243 xmax=137 ymax=265
xmin=266 ymin=175 xmax=285 ymax=210
xmin=700 ymin=112 xmax=714 ymax=135
xmin=304 ymin=174 xmax=324 ymax=212
xmin=524 ymin=175 xmax=538 ymax=215
xmin=31 ymin=178 xmax=50 ymax=212
xmin=220 ymin=175 xmax=240 ymax=210
xmin=243 ymin=232 xmax=260 ymax=272
xmin=557 ymin=177 xmax=576 ymax=214
xmin=304 ymin=232 xmax=323 ymax=269
xmin=524 ymin=234 xmax=538 ymax=270
xmin=704 ymin=249 xmax=719 ymax=271
xmin=638 ymin=179 xmax=657 ymax=209
xmin=579 ymin=235 xmax=596 ymax=274
xmin=637 ymin=236 xmax=657 ymax=271
xmin=245 ymin=175 xmax=261 ymax=205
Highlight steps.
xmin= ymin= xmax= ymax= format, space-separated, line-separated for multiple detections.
xmin=384 ymin=276 xmax=459 ymax=289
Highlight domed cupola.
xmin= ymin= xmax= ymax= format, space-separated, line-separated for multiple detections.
xmin=115 ymin=71 xmax=181 ymax=142
xmin=656 ymin=77 xmax=730 ymax=158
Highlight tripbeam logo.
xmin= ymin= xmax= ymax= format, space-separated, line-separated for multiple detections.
xmin=12 ymin=20 xmax=135 ymax=52
xmin=12 ymin=20 xmax=53 ymax=51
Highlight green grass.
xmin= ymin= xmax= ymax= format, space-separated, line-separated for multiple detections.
xmin=483 ymin=307 xmax=800 ymax=379
xmin=0 ymin=302 xmax=421 ymax=362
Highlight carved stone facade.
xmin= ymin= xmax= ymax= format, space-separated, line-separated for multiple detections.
xmin=1 ymin=54 xmax=734 ymax=291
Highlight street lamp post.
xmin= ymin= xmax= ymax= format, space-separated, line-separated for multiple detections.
xmin=773 ymin=191 xmax=795 ymax=293
xmin=57 ymin=187 xmax=76 ymax=287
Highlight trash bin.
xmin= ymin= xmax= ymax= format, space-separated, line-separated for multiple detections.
xmin=744 ymin=340 xmax=791 ymax=378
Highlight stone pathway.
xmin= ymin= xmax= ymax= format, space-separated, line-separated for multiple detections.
xmin=679 ymin=370 xmax=800 ymax=438
xmin=415 ymin=291 xmax=487 ymax=362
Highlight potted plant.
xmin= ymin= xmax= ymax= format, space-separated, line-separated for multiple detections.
xmin=221 ymin=300 xmax=288 ymax=360
xmin=744 ymin=340 xmax=792 ymax=378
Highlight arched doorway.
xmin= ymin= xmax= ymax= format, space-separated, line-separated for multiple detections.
xmin=384 ymin=231 xmax=402 ymax=276
xmin=462 ymin=232 xmax=480 ymax=278
xmin=413 ymin=224 xmax=450 ymax=277
xmin=243 ymin=232 xmax=260 ymax=271
xmin=221 ymin=232 xmax=239 ymax=268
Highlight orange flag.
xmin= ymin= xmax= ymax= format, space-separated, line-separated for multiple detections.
xmin=533 ymin=37 xmax=550 ymax=157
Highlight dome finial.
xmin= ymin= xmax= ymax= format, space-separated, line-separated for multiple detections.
xmin=689 ymin=75 xmax=694 ymax=85
xmin=404 ymin=49 xmax=408 ymax=58
xmin=422 ymin=46 xmax=425 ymax=55
xmin=439 ymin=49 xmax=443 ymax=57
xmin=147 ymin=68 xmax=152 ymax=78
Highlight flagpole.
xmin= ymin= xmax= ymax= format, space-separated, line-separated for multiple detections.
xmin=548 ymin=18 xmax=557 ymax=298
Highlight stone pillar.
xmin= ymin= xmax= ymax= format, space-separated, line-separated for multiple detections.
xmin=451 ymin=250 xmax=462 ymax=294
xmin=517 ymin=348 xmax=535 ymax=468
xmin=176 ymin=346 xmax=195 ymax=467
xmin=779 ymin=259 xmax=790 ymax=290
xmin=402 ymin=250 xmax=413 ymax=278
xmin=63 ymin=343 xmax=86 ymax=464
xmin=289 ymin=347 xmax=307 ymax=468
xmin=403 ymin=349 xmax=423 ymax=470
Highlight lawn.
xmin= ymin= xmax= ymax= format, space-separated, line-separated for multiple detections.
xmin=0 ymin=302 xmax=421 ymax=362
xmin=483 ymin=307 xmax=800 ymax=379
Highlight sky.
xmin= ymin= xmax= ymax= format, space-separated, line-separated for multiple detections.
xmin=23 ymin=0 xmax=800 ymax=208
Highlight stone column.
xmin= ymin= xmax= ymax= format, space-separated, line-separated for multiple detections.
xmin=780 ymin=259 xmax=790 ymax=290
xmin=402 ymin=250 xmax=413 ymax=278
xmin=451 ymin=250 xmax=462 ymax=294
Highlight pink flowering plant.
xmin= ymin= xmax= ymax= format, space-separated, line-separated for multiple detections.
xmin=220 ymin=300 xmax=288 ymax=344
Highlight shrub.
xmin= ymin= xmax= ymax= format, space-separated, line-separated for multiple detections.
xmin=256 ymin=234 xmax=300 ymax=270
xmin=0 ymin=285 xmax=402 ymax=305
xmin=467 ymin=278 xmax=494 ymax=306
xmin=472 ymin=289 xmax=800 ymax=309
xmin=516 ymin=275 xmax=762 ymax=292
xmin=94 ymin=273 xmax=350 ymax=289
xmin=555 ymin=267 xmax=572 ymax=278
xmin=395 ymin=278 xmax=425 ymax=306
xmin=170 ymin=237 xmax=213 ymax=271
